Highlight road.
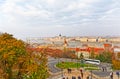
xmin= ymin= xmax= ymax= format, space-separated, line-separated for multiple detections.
xmin=47 ymin=57 xmax=115 ymax=79
xmin=48 ymin=57 xmax=61 ymax=73
xmin=92 ymin=63 xmax=112 ymax=77
xmin=92 ymin=70 xmax=111 ymax=77
xmin=48 ymin=57 xmax=77 ymax=73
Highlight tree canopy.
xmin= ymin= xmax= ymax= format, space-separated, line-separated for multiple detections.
xmin=0 ymin=33 xmax=49 ymax=79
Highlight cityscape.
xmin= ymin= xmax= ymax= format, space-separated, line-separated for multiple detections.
xmin=0 ymin=0 xmax=120 ymax=79
xmin=24 ymin=35 xmax=120 ymax=79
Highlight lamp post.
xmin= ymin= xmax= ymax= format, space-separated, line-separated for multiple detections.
xmin=90 ymin=70 xmax=92 ymax=79
xmin=77 ymin=51 xmax=80 ymax=70
xmin=61 ymin=62 xmax=64 ymax=78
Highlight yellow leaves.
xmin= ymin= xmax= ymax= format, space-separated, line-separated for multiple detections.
xmin=0 ymin=33 xmax=25 ymax=50
xmin=0 ymin=33 xmax=49 ymax=79
xmin=26 ymin=63 xmax=38 ymax=74
xmin=3 ymin=51 xmax=15 ymax=59
xmin=0 ymin=41 xmax=6 ymax=45
xmin=9 ymin=51 xmax=15 ymax=55
xmin=3 ymin=53 xmax=9 ymax=59
xmin=112 ymin=59 xmax=120 ymax=70
xmin=18 ymin=57 xmax=25 ymax=63
xmin=117 ymin=52 xmax=120 ymax=58
xmin=13 ymin=41 xmax=24 ymax=48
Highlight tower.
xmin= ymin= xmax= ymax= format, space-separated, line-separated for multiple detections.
xmin=64 ymin=38 xmax=68 ymax=47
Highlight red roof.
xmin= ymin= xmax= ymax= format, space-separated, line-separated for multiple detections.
xmin=69 ymin=47 xmax=89 ymax=52
xmin=69 ymin=47 xmax=104 ymax=54
xmin=94 ymin=48 xmax=104 ymax=52
xmin=104 ymin=44 xmax=112 ymax=47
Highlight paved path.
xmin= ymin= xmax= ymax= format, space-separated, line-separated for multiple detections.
xmin=47 ymin=57 xmax=120 ymax=79
xmin=48 ymin=60 xmax=61 ymax=73
xmin=92 ymin=70 xmax=111 ymax=77
xmin=48 ymin=57 xmax=77 ymax=74
xmin=48 ymin=69 xmax=120 ymax=79
xmin=48 ymin=69 xmax=98 ymax=79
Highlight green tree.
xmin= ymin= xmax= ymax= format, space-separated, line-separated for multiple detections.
xmin=96 ymin=52 xmax=112 ymax=63
xmin=79 ymin=53 xmax=84 ymax=60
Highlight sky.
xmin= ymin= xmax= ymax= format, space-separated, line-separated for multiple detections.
xmin=0 ymin=0 xmax=120 ymax=40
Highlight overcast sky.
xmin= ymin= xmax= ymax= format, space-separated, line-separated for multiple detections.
xmin=0 ymin=0 xmax=120 ymax=39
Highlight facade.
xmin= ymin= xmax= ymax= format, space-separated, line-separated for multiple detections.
xmin=98 ymin=38 xmax=107 ymax=42
xmin=79 ymin=38 xmax=88 ymax=42
xmin=109 ymin=38 xmax=120 ymax=42
xmin=87 ymin=38 xmax=97 ymax=42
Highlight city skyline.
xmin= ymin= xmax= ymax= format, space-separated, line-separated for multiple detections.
xmin=0 ymin=0 xmax=120 ymax=40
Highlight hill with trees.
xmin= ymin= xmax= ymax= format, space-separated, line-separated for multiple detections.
xmin=0 ymin=33 xmax=49 ymax=79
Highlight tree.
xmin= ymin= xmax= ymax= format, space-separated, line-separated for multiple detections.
xmin=79 ymin=53 xmax=84 ymax=60
xmin=0 ymin=33 xmax=27 ymax=79
xmin=117 ymin=52 xmax=120 ymax=59
xmin=112 ymin=59 xmax=120 ymax=70
xmin=62 ymin=49 xmax=76 ymax=59
xmin=79 ymin=53 xmax=84 ymax=67
xmin=22 ymin=47 xmax=49 ymax=79
xmin=90 ymin=48 xmax=95 ymax=59
xmin=0 ymin=33 xmax=49 ymax=79
xmin=96 ymin=52 xmax=112 ymax=63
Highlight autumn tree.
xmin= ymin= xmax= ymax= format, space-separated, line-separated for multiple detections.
xmin=112 ymin=52 xmax=120 ymax=70
xmin=0 ymin=33 xmax=27 ymax=79
xmin=0 ymin=33 xmax=49 ymax=79
xmin=89 ymin=48 xmax=95 ymax=59
xmin=117 ymin=52 xmax=120 ymax=59
xmin=62 ymin=49 xmax=76 ymax=59
xmin=112 ymin=59 xmax=120 ymax=70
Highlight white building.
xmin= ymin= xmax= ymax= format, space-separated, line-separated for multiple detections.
xmin=76 ymin=51 xmax=90 ymax=59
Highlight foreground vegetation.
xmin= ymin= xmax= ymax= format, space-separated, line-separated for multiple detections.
xmin=0 ymin=33 xmax=49 ymax=79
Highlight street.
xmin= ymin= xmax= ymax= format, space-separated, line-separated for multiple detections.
xmin=47 ymin=57 xmax=119 ymax=79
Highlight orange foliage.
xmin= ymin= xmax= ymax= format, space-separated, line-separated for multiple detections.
xmin=0 ymin=33 xmax=49 ymax=79
xmin=112 ymin=59 xmax=120 ymax=70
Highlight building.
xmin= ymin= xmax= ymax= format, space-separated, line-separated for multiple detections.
xmin=98 ymin=38 xmax=107 ymax=42
xmin=76 ymin=51 xmax=90 ymax=58
xmin=79 ymin=37 xmax=88 ymax=42
xmin=87 ymin=38 xmax=97 ymax=42
xmin=69 ymin=47 xmax=104 ymax=59
xmin=104 ymin=43 xmax=113 ymax=52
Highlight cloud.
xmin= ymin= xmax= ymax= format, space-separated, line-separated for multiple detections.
xmin=0 ymin=0 xmax=120 ymax=39
xmin=46 ymin=0 xmax=56 ymax=5
xmin=0 ymin=0 xmax=115 ymax=24
xmin=1 ymin=0 xmax=51 ymax=18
